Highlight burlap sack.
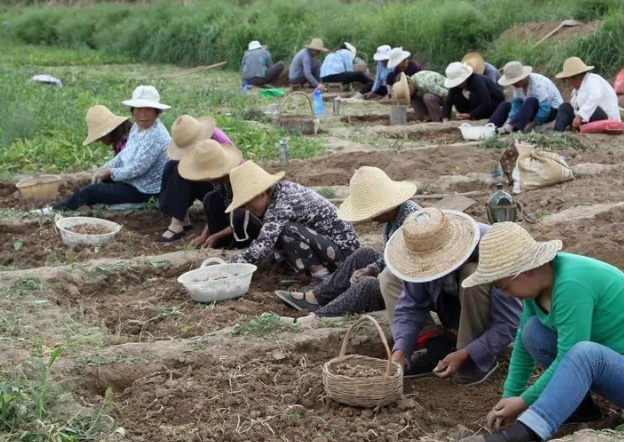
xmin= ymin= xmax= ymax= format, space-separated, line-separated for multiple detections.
xmin=511 ymin=140 xmax=574 ymax=194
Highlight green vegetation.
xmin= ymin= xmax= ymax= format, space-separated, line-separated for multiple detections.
xmin=479 ymin=132 xmax=590 ymax=151
xmin=229 ymin=313 xmax=301 ymax=338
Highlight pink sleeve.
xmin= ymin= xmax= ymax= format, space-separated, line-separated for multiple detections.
xmin=211 ymin=128 xmax=233 ymax=145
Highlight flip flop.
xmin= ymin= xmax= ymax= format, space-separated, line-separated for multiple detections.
xmin=274 ymin=290 xmax=319 ymax=312
xmin=155 ymin=229 xmax=185 ymax=243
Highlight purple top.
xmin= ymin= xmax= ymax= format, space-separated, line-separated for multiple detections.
xmin=391 ymin=223 xmax=522 ymax=371
xmin=113 ymin=140 xmax=127 ymax=156
xmin=212 ymin=128 xmax=233 ymax=145
xmin=386 ymin=60 xmax=423 ymax=86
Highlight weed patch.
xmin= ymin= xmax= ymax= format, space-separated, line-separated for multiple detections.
xmin=229 ymin=313 xmax=301 ymax=338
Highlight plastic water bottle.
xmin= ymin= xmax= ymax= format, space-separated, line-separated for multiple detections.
xmin=313 ymin=88 xmax=324 ymax=116
xmin=487 ymin=183 xmax=517 ymax=223
xmin=240 ymin=80 xmax=248 ymax=96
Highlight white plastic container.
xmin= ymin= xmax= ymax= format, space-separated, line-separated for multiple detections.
xmin=459 ymin=122 xmax=496 ymax=141
xmin=177 ymin=257 xmax=257 ymax=303
xmin=55 ymin=214 xmax=121 ymax=247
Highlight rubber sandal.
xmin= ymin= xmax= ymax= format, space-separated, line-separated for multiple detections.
xmin=155 ymin=229 xmax=185 ymax=243
xmin=274 ymin=290 xmax=319 ymax=312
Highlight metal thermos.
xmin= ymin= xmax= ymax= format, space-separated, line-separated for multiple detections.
xmin=278 ymin=139 xmax=289 ymax=167
xmin=333 ymin=97 xmax=342 ymax=115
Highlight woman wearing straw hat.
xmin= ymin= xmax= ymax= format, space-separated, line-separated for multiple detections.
xmin=441 ymin=62 xmax=505 ymax=122
xmin=177 ymin=140 xmax=260 ymax=249
xmin=83 ymin=105 xmax=132 ymax=157
xmin=553 ymin=56 xmax=621 ymax=132
xmin=275 ymin=167 xmax=420 ymax=324
xmin=385 ymin=47 xmax=422 ymax=90
xmin=489 ymin=61 xmax=563 ymax=134
xmin=289 ymin=38 xmax=328 ymax=90
xmin=240 ymin=40 xmax=285 ymax=87
xmin=459 ymin=223 xmax=624 ymax=442
xmin=41 ymin=85 xmax=171 ymax=214
xmin=226 ymin=161 xmax=359 ymax=282
xmin=320 ymin=42 xmax=374 ymax=97
xmin=361 ymin=45 xmax=392 ymax=100
xmin=386 ymin=208 xmax=521 ymax=385
xmin=462 ymin=52 xmax=501 ymax=87
xmin=156 ymin=115 xmax=234 ymax=243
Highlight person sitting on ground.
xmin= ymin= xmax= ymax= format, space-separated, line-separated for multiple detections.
xmin=226 ymin=161 xmax=360 ymax=283
xmin=407 ymin=70 xmax=448 ymax=122
xmin=553 ymin=56 xmax=621 ymax=132
xmin=386 ymin=46 xmax=422 ymax=88
xmin=458 ymin=222 xmax=624 ymax=442
xmin=240 ymin=40 xmax=285 ymax=88
xmin=156 ymin=115 xmax=234 ymax=242
xmin=442 ymin=62 xmax=506 ymax=122
xmin=177 ymin=140 xmax=258 ymax=249
xmin=490 ymin=61 xmax=563 ymax=134
xmin=37 ymin=86 xmax=170 ymax=215
xmin=275 ymin=167 xmax=420 ymax=325
xmin=462 ymin=52 xmax=501 ymax=87
xmin=361 ymin=45 xmax=392 ymax=99
xmin=320 ymin=42 xmax=373 ymax=97
xmin=83 ymin=105 xmax=132 ymax=157
xmin=289 ymin=38 xmax=328 ymax=90
xmin=387 ymin=208 xmax=522 ymax=385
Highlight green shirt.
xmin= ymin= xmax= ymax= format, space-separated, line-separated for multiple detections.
xmin=409 ymin=70 xmax=448 ymax=98
xmin=503 ymin=253 xmax=624 ymax=405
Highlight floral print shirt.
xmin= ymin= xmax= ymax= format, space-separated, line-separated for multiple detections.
xmin=230 ymin=181 xmax=360 ymax=265
xmin=512 ymin=73 xmax=563 ymax=109
xmin=410 ymin=71 xmax=448 ymax=98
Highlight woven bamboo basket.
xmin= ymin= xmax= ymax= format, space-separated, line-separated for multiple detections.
xmin=16 ymin=175 xmax=61 ymax=202
xmin=322 ymin=315 xmax=403 ymax=408
xmin=276 ymin=91 xmax=319 ymax=135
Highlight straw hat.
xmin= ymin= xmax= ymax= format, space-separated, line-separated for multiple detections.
xmin=83 ymin=105 xmax=129 ymax=146
xmin=499 ymin=61 xmax=533 ymax=87
xmin=122 ymin=85 xmax=171 ymax=110
xmin=462 ymin=52 xmax=486 ymax=75
xmin=462 ymin=222 xmax=562 ymax=288
xmin=248 ymin=40 xmax=262 ymax=51
xmin=387 ymin=47 xmax=411 ymax=69
xmin=384 ymin=208 xmax=480 ymax=283
xmin=344 ymin=42 xmax=357 ymax=60
xmin=178 ymin=139 xmax=243 ymax=182
xmin=373 ymin=45 xmax=392 ymax=61
xmin=168 ymin=115 xmax=216 ymax=160
xmin=337 ymin=167 xmax=417 ymax=223
xmin=226 ymin=161 xmax=285 ymax=213
xmin=444 ymin=62 xmax=474 ymax=88
xmin=306 ymin=38 xmax=329 ymax=52
xmin=392 ymin=72 xmax=411 ymax=104
xmin=556 ymin=57 xmax=595 ymax=79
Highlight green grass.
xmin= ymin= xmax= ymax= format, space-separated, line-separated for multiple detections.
xmin=229 ymin=313 xmax=301 ymax=338
xmin=479 ymin=132 xmax=590 ymax=151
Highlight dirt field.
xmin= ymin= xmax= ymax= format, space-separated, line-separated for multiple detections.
xmin=2 ymin=104 xmax=624 ymax=441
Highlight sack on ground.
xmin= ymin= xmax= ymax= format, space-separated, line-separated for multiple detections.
xmin=509 ymin=140 xmax=574 ymax=194
xmin=580 ymin=119 xmax=624 ymax=134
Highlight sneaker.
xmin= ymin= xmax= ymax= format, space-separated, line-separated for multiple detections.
xmin=29 ymin=207 xmax=54 ymax=216
xmin=496 ymin=123 xmax=514 ymax=135
xmin=454 ymin=360 xmax=499 ymax=386
xmin=566 ymin=395 xmax=603 ymax=423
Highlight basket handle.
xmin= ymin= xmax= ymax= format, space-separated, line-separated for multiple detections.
xmin=278 ymin=91 xmax=315 ymax=118
xmin=201 ymin=257 xmax=226 ymax=268
xmin=338 ymin=315 xmax=392 ymax=377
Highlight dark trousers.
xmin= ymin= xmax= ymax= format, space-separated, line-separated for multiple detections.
xmin=53 ymin=180 xmax=154 ymax=212
xmin=158 ymin=160 xmax=213 ymax=221
xmin=289 ymin=60 xmax=321 ymax=86
xmin=489 ymin=97 xmax=558 ymax=130
xmin=202 ymin=190 xmax=261 ymax=249
xmin=554 ymin=102 xmax=609 ymax=132
xmin=360 ymin=82 xmax=388 ymax=96
xmin=454 ymin=96 xmax=503 ymax=120
xmin=321 ymin=71 xmax=374 ymax=93
xmin=245 ymin=62 xmax=286 ymax=87
xmin=412 ymin=93 xmax=444 ymax=122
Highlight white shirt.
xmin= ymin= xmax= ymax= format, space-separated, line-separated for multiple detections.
xmin=571 ymin=73 xmax=621 ymax=122
xmin=513 ymin=73 xmax=563 ymax=109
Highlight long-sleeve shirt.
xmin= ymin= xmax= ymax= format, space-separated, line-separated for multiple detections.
xmin=410 ymin=71 xmax=448 ymax=98
xmin=289 ymin=48 xmax=320 ymax=87
xmin=483 ymin=62 xmax=501 ymax=86
xmin=570 ymin=72 xmax=621 ymax=122
xmin=211 ymin=128 xmax=233 ymax=145
xmin=503 ymin=253 xmax=624 ymax=405
xmin=230 ymin=181 xmax=360 ymax=265
xmin=320 ymin=49 xmax=353 ymax=77
xmin=372 ymin=62 xmax=391 ymax=92
xmin=240 ymin=48 xmax=273 ymax=80
xmin=512 ymin=73 xmax=563 ymax=109
xmin=392 ymin=223 xmax=522 ymax=371
xmin=442 ymin=73 xmax=506 ymax=120
xmin=386 ymin=60 xmax=423 ymax=86
xmin=102 ymin=120 xmax=170 ymax=195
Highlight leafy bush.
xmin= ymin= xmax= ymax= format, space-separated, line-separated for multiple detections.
xmin=571 ymin=0 xmax=624 ymax=21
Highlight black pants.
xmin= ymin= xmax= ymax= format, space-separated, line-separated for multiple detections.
xmin=489 ymin=97 xmax=558 ymax=130
xmin=158 ymin=160 xmax=214 ymax=221
xmin=53 ymin=180 xmax=155 ymax=212
xmin=202 ymin=190 xmax=261 ymax=249
xmin=321 ymin=71 xmax=373 ymax=93
xmin=453 ymin=95 xmax=503 ymax=120
xmin=360 ymin=82 xmax=388 ymax=96
xmin=245 ymin=62 xmax=286 ymax=87
xmin=554 ymin=102 xmax=609 ymax=132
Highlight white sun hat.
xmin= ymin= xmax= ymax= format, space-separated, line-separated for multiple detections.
xmin=444 ymin=62 xmax=474 ymax=89
xmin=387 ymin=47 xmax=411 ymax=69
xmin=373 ymin=45 xmax=392 ymax=61
xmin=384 ymin=208 xmax=481 ymax=283
xmin=462 ymin=222 xmax=562 ymax=288
xmin=226 ymin=161 xmax=285 ymax=213
xmin=248 ymin=41 xmax=262 ymax=51
xmin=498 ymin=61 xmax=533 ymax=87
xmin=122 ymin=85 xmax=171 ymax=110
xmin=344 ymin=42 xmax=357 ymax=60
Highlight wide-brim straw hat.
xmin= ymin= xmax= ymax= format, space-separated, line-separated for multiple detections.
xmin=83 ymin=105 xmax=129 ymax=146
xmin=392 ymin=72 xmax=411 ymax=104
xmin=445 ymin=62 xmax=474 ymax=88
xmin=462 ymin=222 xmax=562 ymax=288
xmin=337 ymin=166 xmax=417 ymax=223
xmin=462 ymin=52 xmax=486 ymax=75
xmin=373 ymin=45 xmax=391 ymax=61
xmin=387 ymin=47 xmax=411 ymax=69
xmin=556 ymin=56 xmax=595 ymax=79
xmin=178 ymin=139 xmax=243 ymax=182
xmin=168 ymin=115 xmax=216 ymax=160
xmin=344 ymin=42 xmax=357 ymax=60
xmin=384 ymin=208 xmax=480 ymax=283
xmin=226 ymin=161 xmax=285 ymax=213
xmin=306 ymin=38 xmax=329 ymax=52
xmin=499 ymin=61 xmax=533 ymax=87
xmin=122 ymin=85 xmax=171 ymax=110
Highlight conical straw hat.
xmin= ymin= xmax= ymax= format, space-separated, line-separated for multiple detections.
xmin=462 ymin=222 xmax=562 ymax=288
xmin=168 ymin=115 xmax=216 ymax=160
xmin=306 ymin=38 xmax=329 ymax=52
xmin=178 ymin=139 xmax=243 ymax=182
xmin=392 ymin=72 xmax=411 ymax=104
xmin=384 ymin=208 xmax=480 ymax=283
xmin=226 ymin=161 xmax=285 ymax=213
xmin=83 ymin=105 xmax=129 ymax=146
xmin=338 ymin=167 xmax=417 ymax=223
xmin=462 ymin=52 xmax=485 ymax=75
xmin=556 ymin=57 xmax=594 ymax=79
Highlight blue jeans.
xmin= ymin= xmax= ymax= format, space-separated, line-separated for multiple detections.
xmin=519 ymin=341 xmax=624 ymax=440
xmin=53 ymin=180 xmax=156 ymax=212
xmin=521 ymin=316 xmax=558 ymax=368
